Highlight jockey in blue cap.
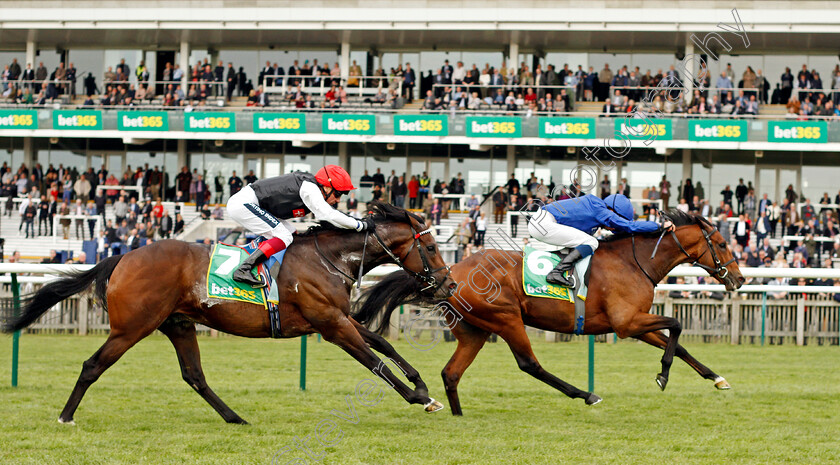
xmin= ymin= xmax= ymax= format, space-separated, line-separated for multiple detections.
xmin=527 ymin=193 xmax=674 ymax=287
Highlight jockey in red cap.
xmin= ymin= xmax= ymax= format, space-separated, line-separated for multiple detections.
xmin=227 ymin=165 xmax=371 ymax=287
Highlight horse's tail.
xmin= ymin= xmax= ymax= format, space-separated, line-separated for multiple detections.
xmin=1 ymin=255 xmax=124 ymax=333
xmin=353 ymin=270 xmax=433 ymax=335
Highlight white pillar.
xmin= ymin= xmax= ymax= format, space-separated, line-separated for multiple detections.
xmin=683 ymin=36 xmax=695 ymax=104
xmin=340 ymin=39 xmax=351 ymax=83
xmin=443 ymin=158 xmax=450 ymax=183
xmin=23 ymin=137 xmax=36 ymax=167
xmin=179 ymin=40 xmax=190 ymax=91
xmin=177 ymin=139 xmax=188 ymax=169
xmin=506 ymin=145 xmax=516 ymax=178
xmin=509 ymin=42 xmax=519 ymax=69
xmin=682 ymin=149 xmax=692 ymax=182
xmin=338 ymin=142 xmax=349 ymax=168
xmin=25 ymin=40 xmax=37 ymax=67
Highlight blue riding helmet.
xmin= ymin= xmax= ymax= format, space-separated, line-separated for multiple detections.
xmin=603 ymin=193 xmax=635 ymax=221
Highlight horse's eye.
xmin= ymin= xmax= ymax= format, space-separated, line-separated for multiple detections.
xmin=426 ymin=245 xmax=435 ymax=253
xmin=719 ymin=242 xmax=726 ymax=248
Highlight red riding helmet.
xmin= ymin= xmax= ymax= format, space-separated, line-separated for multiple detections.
xmin=315 ymin=165 xmax=356 ymax=193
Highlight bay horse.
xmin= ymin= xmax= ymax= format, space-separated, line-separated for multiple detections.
xmin=2 ymin=202 xmax=456 ymax=424
xmin=354 ymin=210 xmax=745 ymax=415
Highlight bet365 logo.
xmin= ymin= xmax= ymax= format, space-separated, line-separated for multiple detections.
xmin=0 ymin=114 xmax=34 ymax=127
xmin=470 ymin=120 xmax=516 ymax=134
xmin=620 ymin=123 xmax=667 ymax=136
xmin=326 ymin=117 xmax=370 ymax=131
xmin=57 ymin=114 xmax=98 ymax=127
xmin=773 ymin=125 xmax=820 ymax=140
xmin=210 ymin=282 xmax=257 ymax=300
xmin=121 ymin=115 xmax=164 ymax=128
xmin=189 ymin=116 xmax=231 ymax=129
xmin=694 ymin=124 xmax=741 ymax=138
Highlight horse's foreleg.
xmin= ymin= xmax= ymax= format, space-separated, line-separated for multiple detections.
xmin=351 ymin=319 xmax=429 ymax=398
xmin=58 ymin=330 xmax=152 ymax=424
xmin=158 ymin=317 xmax=249 ymax=424
xmin=442 ymin=320 xmax=489 ymax=416
xmin=319 ymin=316 xmax=442 ymax=412
xmin=633 ymin=331 xmax=730 ymax=390
xmin=498 ymin=322 xmax=600 ymax=405
xmin=620 ymin=313 xmax=682 ymax=391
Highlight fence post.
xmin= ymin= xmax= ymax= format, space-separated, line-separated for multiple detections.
xmin=78 ymin=297 xmax=88 ymax=336
xmin=299 ymin=335 xmax=307 ymax=391
xmin=796 ymin=297 xmax=805 ymax=346
xmin=730 ymin=298 xmax=740 ymax=345
xmin=664 ymin=296 xmax=674 ymax=318
xmin=761 ymin=292 xmax=767 ymax=346
xmin=11 ymin=273 xmax=20 ymax=388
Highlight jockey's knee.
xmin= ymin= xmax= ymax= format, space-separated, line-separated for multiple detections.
xmin=583 ymin=236 xmax=599 ymax=251
xmin=269 ymin=227 xmax=293 ymax=247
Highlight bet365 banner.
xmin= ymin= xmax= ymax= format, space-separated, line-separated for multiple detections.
xmin=539 ymin=117 xmax=595 ymax=139
xmin=688 ymin=120 xmax=748 ymax=142
xmin=466 ymin=116 xmax=521 ymax=137
xmin=185 ymin=112 xmax=236 ymax=132
xmin=322 ymin=114 xmax=375 ymax=135
xmin=767 ymin=121 xmax=826 ymax=143
xmin=253 ymin=113 xmax=306 ymax=133
xmin=614 ymin=118 xmax=672 ymax=141
xmin=117 ymin=111 xmax=169 ymax=131
xmin=53 ymin=110 xmax=102 ymax=130
xmin=0 ymin=110 xmax=37 ymax=129
xmin=393 ymin=115 xmax=448 ymax=136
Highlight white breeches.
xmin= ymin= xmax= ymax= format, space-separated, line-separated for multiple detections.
xmin=527 ymin=209 xmax=599 ymax=251
xmin=226 ymin=185 xmax=294 ymax=246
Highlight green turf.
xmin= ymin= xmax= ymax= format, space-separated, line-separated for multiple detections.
xmin=1 ymin=334 xmax=838 ymax=465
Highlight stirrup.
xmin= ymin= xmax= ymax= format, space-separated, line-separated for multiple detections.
xmin=546 ymin=270 xmax=576 ymax=288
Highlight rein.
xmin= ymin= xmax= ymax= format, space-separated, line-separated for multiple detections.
xmin=313 ymin=213 xmax=450 ymax=293
xmin=632 ymin=217 xmax=736 ymax=287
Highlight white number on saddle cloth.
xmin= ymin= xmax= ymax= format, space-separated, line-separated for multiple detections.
xmin=526 ymin=250 xmax=555 ymax=276
xmin=215 ymin=247 xmax=242 ymax=276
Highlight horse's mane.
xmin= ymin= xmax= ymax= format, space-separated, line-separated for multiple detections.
xmin=297 ymin=200 xmax=424 ymax=237
xmin=600 ymin=209 xmax=708 ymax=243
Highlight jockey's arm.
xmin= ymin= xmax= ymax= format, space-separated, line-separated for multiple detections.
xmin=299 ymin=181 xmax=364 ymax=231
xmin=597 ymin=207 xmax=661 ymax=234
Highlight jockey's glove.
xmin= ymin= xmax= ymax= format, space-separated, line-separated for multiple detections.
xmin=356 ymin=217 xmax=376 ymax=232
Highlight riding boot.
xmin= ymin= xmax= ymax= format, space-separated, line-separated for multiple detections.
xmin=545 ymin=249 xmax=582 ymax=288
xmin=233 ymin=249 xmax=268 ymax=288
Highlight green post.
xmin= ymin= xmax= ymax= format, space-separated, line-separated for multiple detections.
xmin=761 ymin=292 xmax=767 ymax=346
xmin=588 ymin=334 xmax=595 ymax=392
xmin=11 ymin=273 xmax=21 ymax=388
xmin=299 ymin=335 xmax=307 ymax=391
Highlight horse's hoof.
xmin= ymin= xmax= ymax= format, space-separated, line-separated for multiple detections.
xmin=424 ymin=398 xmax=444 ymax=413
xmin=714 ymin=377 xmax=731 ymax=390
xmin=656 ymin=374 xmax=668 ymax=391
xmin=57 ymin=418 xmax=76 ymax=426
xmin=585 ymin=393 xmax=602 ymax=405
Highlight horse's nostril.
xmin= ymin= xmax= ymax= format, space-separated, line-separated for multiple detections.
xmin=738 ymin=276 xmax=746 ymax=284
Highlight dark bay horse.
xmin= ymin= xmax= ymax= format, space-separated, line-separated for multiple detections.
xmin=354 ymin=210 xmax=745 ymax=415
xmin=2 ymin=202 xmax=455 ymax=424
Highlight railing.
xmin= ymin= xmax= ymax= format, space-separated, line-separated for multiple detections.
xmin=261 ymin=74 xmax=401 ymax=100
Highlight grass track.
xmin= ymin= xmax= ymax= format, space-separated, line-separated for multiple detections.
xmin=1 ymin=334 xmax=838 ymax=464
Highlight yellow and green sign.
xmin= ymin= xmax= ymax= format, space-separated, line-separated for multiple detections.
xmin=53 ymin=110 xmax=102 ymax=130
xmin=614 ymin=118 xmax=672 ymax=140
xmin=253 ymin=113 xmax=306 ymax=133
xmin=322 ymin=114 xmax=375 ymax=135
xmin=539 ymin=117 xmax=595 ymax=139
xmin=185 ymin=112 xmax=236 ymax=132
xmin=393 ymin=114 xmax=448 ymax=136
xmin=767 ymin=121 xmax=826 ymax=143
xmin=688 ymin=119 xmax=748 ymax=142
xmin=466 ymin=116 xmax=521 ymax=137
xmin=117 ymin=111 xmax=169 ymax=131
xmin=0 ymin=110 xmax=37 ymax=129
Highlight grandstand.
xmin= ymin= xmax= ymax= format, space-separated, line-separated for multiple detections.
xmin=0 ymin=1 xmax=839 ymax=272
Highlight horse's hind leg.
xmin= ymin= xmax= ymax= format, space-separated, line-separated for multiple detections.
xmin=634 ymin=331 xmax=730 ymax=390
xmin=441 ymin=320 xmax=489 ymax=416
xmin=498 ymin=323 xmax=600 ymax=405
xmin=352 ymin=319 xmax=430 ymax=398
xmin=158 ymin=317 xmax=248 ymax=424
xmin=58 ymin=328 xmax=154 ymax=424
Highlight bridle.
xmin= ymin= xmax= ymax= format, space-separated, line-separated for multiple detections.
xmin=633 ymin=216 xmax=736 ymax=286
xmin=368 ymin=214 xmax=451 ymax=293
xmin=313 ymin=213 xmax=451 ymax=293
